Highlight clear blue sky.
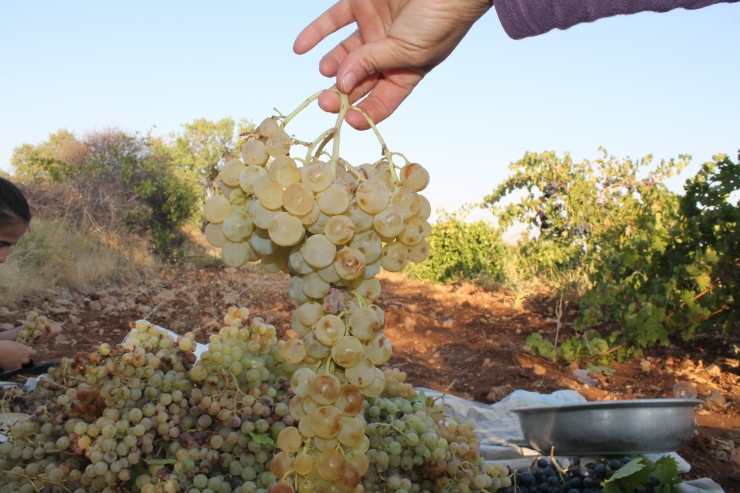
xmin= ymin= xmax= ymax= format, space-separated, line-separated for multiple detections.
xmin=1 ymin=1 xmax=738 ymax=219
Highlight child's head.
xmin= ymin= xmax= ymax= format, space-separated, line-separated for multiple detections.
xmin=0 ymin=177 xmax=31 ymax=263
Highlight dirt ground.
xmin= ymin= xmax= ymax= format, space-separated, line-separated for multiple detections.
xmin=2 ymin=266 xmax=739 ymax=491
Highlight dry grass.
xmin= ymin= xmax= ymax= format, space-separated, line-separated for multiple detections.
xmin=0 ymin=219 xmax=157 ymax=306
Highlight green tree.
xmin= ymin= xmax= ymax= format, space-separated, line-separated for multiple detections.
xmin=484 ymin=149 xmax=696 ymax=362
xmin=11 ymin=129 xmax=87 ymax=182
xmin=171 ymin=117 xmax=254 ymax=191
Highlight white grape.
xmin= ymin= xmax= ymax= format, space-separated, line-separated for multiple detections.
xmin=204 ymin=222 xmax=226 ymax=248
xmin=222 ymin=241 xmax=252 ymax=267
xmin=222 ymin=211 xmax=255 ymax=242
xmin=241 ymin=140 xmax=269 ymax=166
xmin=317 ymin=183 xmax=351 ymax=216
xmin=400 ymin=163 xmax=430 ymax=192
xmin=381 ymin=241 xmax=410 ymax=271
xmin=302 ymin=234 xmax=337 ymax=269
xmin=269 ymin=156 xmax=301 ymax=187
xmin=356 ymin=179 xmax=390 ymax=214
xmin=203 ymin=195 xmax=230 ymax=224
xmin=221 ymin=158 xmax=246 ymax=187
xmin=239 ymin=164 xmax=269 ymax=194
xmin=301 ymin=161 xmax=333 ymax=193
xmin=268 ymin=212 xmax=305 ymax=246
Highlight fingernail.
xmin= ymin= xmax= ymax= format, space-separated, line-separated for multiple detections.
xmin=341 ymin=73 xmax=357 ymax=92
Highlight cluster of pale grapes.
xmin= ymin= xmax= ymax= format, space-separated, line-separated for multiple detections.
xmin=0 ymin=312 xmax=293 ymax=493
xmin=14 ymin=311 xmax=50 ymax=345
xmin=201 ymin=93 xmax=433 ymax=493
xmin=362 ymin=370 xmax=508 ymax=493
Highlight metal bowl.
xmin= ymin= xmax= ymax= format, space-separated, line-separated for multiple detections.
xmin=511 ymin=399 xmax=702 ymax=455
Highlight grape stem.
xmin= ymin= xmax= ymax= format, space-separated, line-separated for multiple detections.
xmin=0 ymin=470 xmax=44 ymax=492
xmin=279 ymin=90 xmax=323 ymax=129
xmin=375 ymin=422 xmax=411 ymax=439
xmin=305 ymin=127 xmax=336 ymax=164
xmin=313 ymin=130 xmax=336 ymax=160
xmin=549 ymin=447 xmax=566 ymax=482
xmin=391 ymin=152 xmax=411 ymax=166
xmin=281 ymin=469 xmax=296 ymax=483
xmin=348 ymin=105 xmax=400 ymax=188
xmin=330 ymin=92 xmax=350 ymax=178
xmin=337 ymin=158 xmax=366 ymax=182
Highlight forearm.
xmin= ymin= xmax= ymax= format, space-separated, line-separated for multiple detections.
xmin=0 ymin=327 xmax=21 ymax=341
xmin=494 ymin=0 xmax=739 ymax=39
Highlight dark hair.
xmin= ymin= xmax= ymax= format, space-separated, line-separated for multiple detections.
xmin=0 ymin=177 xmax=32 ymax=227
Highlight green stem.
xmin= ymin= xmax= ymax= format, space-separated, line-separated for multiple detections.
xmin=313 ymin=131 xmax=336 ymax=160
xmin=305 ymin=128 xmax=336 ymax=164
xmin=349 ymin=105 xmax=399 ymax=188
xmin=330 ymin=92 xmax=350 ymax=178
xmin=337 ymin=158 xmax=366 ymax=182
xmin=280 ymin=91 xmax=324 ymax=129
xmin=391 ymin=152 xmax=411 ymax=166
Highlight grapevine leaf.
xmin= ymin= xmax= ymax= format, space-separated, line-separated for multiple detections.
xmin=650 ymin=456 xmax=681 ymax=487
xmin=606 ymin=457 xmax=646 ymax=481
xmin=250 ymin=431 xmax=276 ymax=446
xmin=410 ymin=390 xmax=427 ymax=404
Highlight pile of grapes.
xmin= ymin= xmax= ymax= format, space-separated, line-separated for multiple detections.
xmin=0 ymin=92 xmax=499 ymax=493
xmin=14 ymin=311 xmax=51 ymax=345
xmin=509 ymin=456 xmax=672 ymax=493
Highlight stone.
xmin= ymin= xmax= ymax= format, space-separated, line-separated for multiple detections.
xmin=705 ymin=364 xmax=722 ymax=377
xmin=89 ymin=300 xmax=101 ymax=311
xmin=487 ymin=385 xmax=513 ymax=403
xmin=704 ymin=390 xmax=726 ymax=411
xmin=533 ymin=364 xmax=547 ymax=376
xmin=640 ymin=359 xmax=652 ymax=373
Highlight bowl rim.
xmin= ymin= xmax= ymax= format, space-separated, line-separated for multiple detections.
xmin=510 ymin=398 xmax=703 ymax=415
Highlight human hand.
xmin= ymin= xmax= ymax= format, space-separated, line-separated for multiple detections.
xmin=294 ymin=0 xmax=493 ymax=129
xmin=36 ymin=321 xmax=62 ymax=344
xmin=0 ymin=340 xmax=36 ymax=370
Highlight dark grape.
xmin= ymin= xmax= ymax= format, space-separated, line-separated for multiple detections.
xmin=622 ymin=456 xmax=632 ymax=464
xmin=547 ymin=476 xmax=560 ymax=486
xmin=593 ymin=463 xmax=607 ymax=478
xmin=583 ymin=477 xmax=595 ymax=488
xmin=543 ymin=466 xmax=556 ymax=478
xmin=608 ymin=460 xmax=622 ymax=470
xmin=521 ymin=473 xmax=536 ymax=485
xmin=568 ymin=489 xmax=580 ymax=493
xmin=537 ymin=458 xmax=550 ymax=469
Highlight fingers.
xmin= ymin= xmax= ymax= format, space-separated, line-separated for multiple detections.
xmin=319 ymin=30 xmax=364 ymax=78
xmin=318 ymin=74 xmax=381 ymax=113
xmin=49 ymin=322 xmax=63 ymax=336
xmin=22 ymin=346 xmax=36 ymax=363
xmin=346 ymin=71 xmax=422 ymax=129
xmin=294 ymin=0 xmax=354 ymax=55
xmin=336 ymin=38 xmax=414 ymax=93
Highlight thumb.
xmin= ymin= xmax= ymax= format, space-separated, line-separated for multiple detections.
xmin=336 ymin=38 xmax=418 ymax=93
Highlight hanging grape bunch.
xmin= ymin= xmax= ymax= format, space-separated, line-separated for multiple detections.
xmin=15 ymin=311 xmax=51 ymax=345
xmin=202 ymin=91 xmax=432 ymax=493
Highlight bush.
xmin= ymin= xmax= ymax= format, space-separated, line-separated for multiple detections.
xmin=11 ymin=128 xmax=201 ymax=258
xmin=406 ymin=208 xmax=510 ymax=283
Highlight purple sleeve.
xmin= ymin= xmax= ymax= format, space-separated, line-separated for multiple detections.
xmin=493 ymin=0 xmax=739 ymax=39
